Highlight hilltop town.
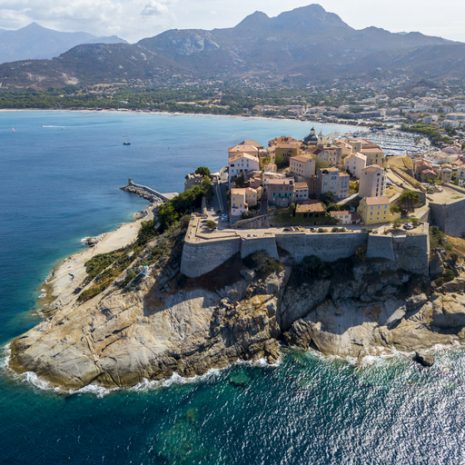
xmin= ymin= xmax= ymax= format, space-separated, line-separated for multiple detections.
xmin=8 ymin=127 xmax=465 ymax=389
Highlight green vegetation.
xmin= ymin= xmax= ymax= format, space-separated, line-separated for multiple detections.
xmin=243 ymin=252 xmax=283 ymax=279
xmin=274 ymin=153 xmax=289 ymax=170
xmin=401 ymin=123 xmax=450 ymax=146
xmin=206 ymin=220 xmax=217 ymax=230
xmin=398 ymin=190 xmax=421 ymax=213
xmin=430 ymin=226 xmax=452 ymax=252
xmin=85 ymin=250 xmax=126 ymax=279
xmin=158 ymin=179 xmax=212 ymax=232
xmin=195 ymin=166 xmax=211 ymax=178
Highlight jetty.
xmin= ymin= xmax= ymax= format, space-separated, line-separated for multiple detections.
xmin=121 ymin=179 xmax=172 ymax=203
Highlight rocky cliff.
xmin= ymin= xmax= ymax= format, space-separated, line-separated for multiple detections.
xmin=8 ymin=224 xmax=465 ymax=390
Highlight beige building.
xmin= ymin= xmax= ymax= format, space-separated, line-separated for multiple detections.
xmin=358 ymin=196 xmax=392 ymax=225
xmin=348 ymin=139 xmax=385 ymax=167
xmin=318 ymin=168 xmax=350 ymax=200
xmin=289 ymin=155 xmax=316 ymax=179
xmin=230 ymin=187 xmax=258 ymax=217
xmin=315 ymin=146 xmax=340 ymax=167
xmin=330 ymin=210 xmax=352 ymax=225
xmin=359 ymin=165 xmax=386 ymax=198
xmin=344 ymin=152 xmax=367 ymax=179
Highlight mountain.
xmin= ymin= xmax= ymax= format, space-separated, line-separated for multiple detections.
xmin=0 ymin=23 xmax=126 ymax=63
xmin=0 ymin=4 xmax=464 ymax=90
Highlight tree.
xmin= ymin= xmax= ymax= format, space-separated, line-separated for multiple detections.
xmin=399 ymin=190 xmax=420 ymax=213
xmin=195 ymin=166 xmax=211 ymax=178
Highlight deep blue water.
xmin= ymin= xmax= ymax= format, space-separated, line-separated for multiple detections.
xmin=0 ymin=111 xmax=464 ymax=465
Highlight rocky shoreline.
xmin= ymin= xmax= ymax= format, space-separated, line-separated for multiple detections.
xmin=7 ymin=215 xmax=465 ymax=390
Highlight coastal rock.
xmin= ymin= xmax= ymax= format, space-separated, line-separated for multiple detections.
xmin=414 ymin=351 xmax=435 ymax=367
xmin=431 ymin=293 xmax=465 ymax=330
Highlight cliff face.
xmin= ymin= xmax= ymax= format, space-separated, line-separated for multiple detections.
xmin=8 ymin=234 xmax=465 ymax=390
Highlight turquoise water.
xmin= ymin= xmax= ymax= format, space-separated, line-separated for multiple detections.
xmin=0 ymin=111 xmax=464 ymax=465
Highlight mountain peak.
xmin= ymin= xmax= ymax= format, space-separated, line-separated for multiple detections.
xmin=236 ymin=11 xmax=269 ymax=29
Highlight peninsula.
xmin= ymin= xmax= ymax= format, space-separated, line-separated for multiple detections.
xmin=9 ymin=128 xmax=465 ymax=390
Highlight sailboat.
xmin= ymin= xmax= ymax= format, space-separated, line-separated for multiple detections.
xmin=123 ymin=136 xmax=131 ymax=146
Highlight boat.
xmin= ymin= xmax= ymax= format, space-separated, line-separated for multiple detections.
xmin=123 ymin=137 xmax=131 ymax=146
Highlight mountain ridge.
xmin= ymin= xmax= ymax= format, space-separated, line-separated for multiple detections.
xmin=0 ymin=4 xmax=463 ymax=90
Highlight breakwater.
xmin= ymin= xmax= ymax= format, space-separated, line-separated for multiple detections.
xmin=121 ymin=179 xmax=169 ymax=203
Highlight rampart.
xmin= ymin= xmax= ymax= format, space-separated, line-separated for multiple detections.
xmin=430 ymin=197 xmax=465 ymax=237
xmin=181 ymin=217 xmax=430 ymax=278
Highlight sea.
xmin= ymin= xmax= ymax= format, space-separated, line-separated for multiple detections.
xmin=0 ymin=111 xmax=464 ymax=465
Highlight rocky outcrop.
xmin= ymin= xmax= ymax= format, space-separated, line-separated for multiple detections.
xmin=10 ymin=260 xmax=286 ymax=389
xmin=9 ymin=238 xmax=465 ymax=390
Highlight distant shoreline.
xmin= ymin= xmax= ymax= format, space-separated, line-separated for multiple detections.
xmin=0 ymin=107 xmax=370 ymax=129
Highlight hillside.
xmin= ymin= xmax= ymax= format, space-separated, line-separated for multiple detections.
xmin=0 ymin=4 xmax=463 ymax=90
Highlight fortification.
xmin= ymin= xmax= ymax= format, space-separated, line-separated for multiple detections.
xmin=430 ymin=198 xmax=465 ymax=237
xmin=180 ymin=216 xmax=430 ymax=278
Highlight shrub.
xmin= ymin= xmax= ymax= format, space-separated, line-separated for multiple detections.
xmin=206 ymin=220 xmax=217 ymax=230
xmin=195 ymin=166 xmax=211 ymax=178
xmin=243 ymin=252 xmax=283 ymax=278
xmin=293 ymin=256 xmax=332 ymax=284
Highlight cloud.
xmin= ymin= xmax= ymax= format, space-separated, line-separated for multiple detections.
xmin=0 ymin=0 xmax=177 ymax=41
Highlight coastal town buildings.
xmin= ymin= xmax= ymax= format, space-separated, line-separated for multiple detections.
xmin=266 ymin=178 xmax=295 ymax=207
xmin=228 ymin=153 xmax=260 ymax=182
xmin=358 ymin=196 xmax=391 ymax=225
xmin=359 ymin=165 xmax=386 ymax=198
xmin=289 ymin=155 xmax=316 ymax=179
xmin=318 ymin=167 xmax=350 ymax=200
xmin=294 ymin=182 xmax=310 ymax=203
xmin=344 ymin=152 xmax=367 ymax=179
xmin=329 ymin=210 xmax=352 ymax=225
xmin=230 ymin=187 xmax=258 ymax=217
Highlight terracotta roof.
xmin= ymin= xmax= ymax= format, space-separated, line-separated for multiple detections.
xmin=364 ymin=196 xmax=390 ymax=206
xmin=229 ymin=153 xmax=259 ymax=163
xmin=295 ymin=182 xmax=309 ymax=189
xmin=296 ymin=201 xmax=326 ymax=214
xmin=267 ymin=178 xmax=294 ymax=186
xmin=291 ymin=155 xmax=314 ymax=163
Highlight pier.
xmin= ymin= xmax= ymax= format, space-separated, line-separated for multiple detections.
xmin=121 ymin=179 xmax=172 ymax=203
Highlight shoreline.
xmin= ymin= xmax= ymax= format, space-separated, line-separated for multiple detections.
xmin=0 ymin=107 xmax=370 ymax=129
xmin=39 ymin=203 xmax=154 ymax=313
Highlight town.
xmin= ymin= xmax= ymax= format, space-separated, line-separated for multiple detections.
xmin=180 ymin=127 xmax=465 ymax=278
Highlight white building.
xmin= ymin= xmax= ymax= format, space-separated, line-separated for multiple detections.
xmin=228 ymin=153 xmax=260 ymax=182
xmin=330 ymin=210 xmax=352 ymax=225
xmin=344 ymin=152 xmax=367 ymax=179
xmin=359 ymin=165 xmax=386 ymax=198
xmin=289 ymin=155 xmax=316 ymax=179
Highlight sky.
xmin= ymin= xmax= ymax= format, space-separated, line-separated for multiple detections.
xmin=0 ymin=0 xmax=464 ymax=43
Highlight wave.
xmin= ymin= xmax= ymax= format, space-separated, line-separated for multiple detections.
xmin=42 ymin=125 xmax=67 ymax=129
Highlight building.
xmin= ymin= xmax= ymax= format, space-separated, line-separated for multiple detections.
xmin=230 ymin=188 xmax=258 ymax=217
xmin=228 ymin=153 xmax=260 ymax=182
xmin=344 ymin=152 xmax=367 ymax=179
xmin=329 ymin=210 xmax=352 ymax=225
xmin=318 ymin=168 xmax=350 ymax=200
xmin=348 ymin=139 xmax=385 ymax=166
xmin=269 ymin=136 xmax=301 ymax=164
xmin=184 ymin=173 xmax=205 ymax=191
xmin=359 ymin=165 xmax=386 ymax=198
xmin=315 ymin=146 xmax=340 ymax=167
xmin=441 ymin=167 xmax=453 ymax=183
xmin=289 ymin=155 xmax=316 ymax=179
xmin=361 ymin=146 xmax=385 ymax=167
xmin=266 ymin=178 xmax=295 ymax=207
xmin=295 ymin=200 xmax=326 ymax=219
xmin=358 ymin=196 xmax=392 ymax=225
xmin=294 ymin=182 xmax=309 ymax=203
xmin=228 ymin=144 xmax=259 ymax=159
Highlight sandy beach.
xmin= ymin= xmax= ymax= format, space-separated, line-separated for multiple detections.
xmin=43 ymin=208 xmax=152 ymax=310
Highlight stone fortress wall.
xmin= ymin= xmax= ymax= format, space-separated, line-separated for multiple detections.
xmin=429 ymin=198 xmax=465 ymax=238
xmin=181 ymin=222 xmax=430 ymax=278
